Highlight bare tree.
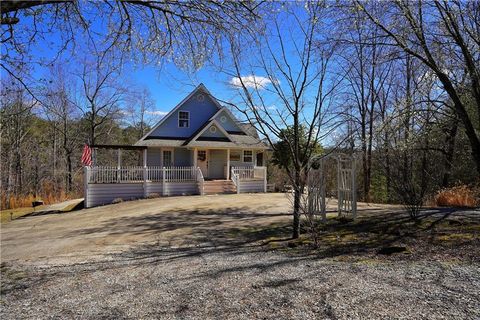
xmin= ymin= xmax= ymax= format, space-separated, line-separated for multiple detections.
xmin=355 ymin=0 xmax=480 ymax=176
xmin=227 ymin=3 xmax=341 ymax=239
xmin=42 ymin=64 xmax=80 ymax=193
xmin=75 ymin=51 xmax=126 ymax=146
xmin=337 ymin=7 xmax=394 ymax=201
xmin=0 ymin=76 xmax=36 ymax=208
xmin=124 ymin=87 xmax=156 ymax=140
xmin=1 ymin=1 xmax=263 ymax=99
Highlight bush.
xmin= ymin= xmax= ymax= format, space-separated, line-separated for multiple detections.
xmin=146 ymin=193 xmax=160 ymax=199
xmin=434 ymin=185 xmax=479 ymax=208
xmin=111 ymin=198 xmax=124 ymax=204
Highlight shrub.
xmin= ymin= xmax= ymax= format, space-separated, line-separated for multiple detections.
xmin=434 ymin=185 xmax=479 ymax=208
xmin=111 ymin=198 xmax=124 ymax=204
xmin=146 ymin=193 xmax=160 ymax=199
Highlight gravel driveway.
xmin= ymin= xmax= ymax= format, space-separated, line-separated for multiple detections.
xmin=1 ymin=194 xmax=479 ymax=319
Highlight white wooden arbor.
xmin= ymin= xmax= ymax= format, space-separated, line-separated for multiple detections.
xmin=307 ymin=153 xmax=357 ymax=221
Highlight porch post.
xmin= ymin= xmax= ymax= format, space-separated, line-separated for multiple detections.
xmin=143 ymin=149 xmax=147 ymax=167
xmin=117 ymin=148 xmax=121 ymax=183
xmin=193 ymin=148 xmax=198 ymax=168
xmin=162 ymin=167 xmax=166 ymax=196
xmin=143 ymin=148 xmax=148 ymax=198
xmin=84 ymin=166 xmax=89 ymax=208
xmin=226 ymin=149 xmax=230 ymax=179
xmin=117 ymin=149 xmax=122 ymax=169
xmin=263 ymin=167 xmax=267 ymax=193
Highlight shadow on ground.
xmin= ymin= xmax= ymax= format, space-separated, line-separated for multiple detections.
xmin=68 ymin=204 xmax=479 ymax=268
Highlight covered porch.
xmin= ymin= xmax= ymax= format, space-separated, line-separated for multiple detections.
xmin=84 ymin=145 xmax=267 ymax=208
xmin=145 ymin=147 xmax=266 ymax=180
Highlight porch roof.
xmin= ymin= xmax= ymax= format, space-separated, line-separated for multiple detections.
xmin=186 ymin=134 xmax=268 ymax=149
xmin=91 ymin=144 xmax=147 ymax=150
xmin=134 ymin=139 xmax=185 ymax=147
xmin=134 ymin=135 xmax=268 ymax=149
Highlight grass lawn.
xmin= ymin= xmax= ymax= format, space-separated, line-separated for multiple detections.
xmin=0 ymin=201 xmax=82 ymax=224
xmin=0 ymin=207 xmax=45 ymax=224
xmin=251 ymin=207 xmax=480 ymax=262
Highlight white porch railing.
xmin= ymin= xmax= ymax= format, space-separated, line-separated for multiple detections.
xmin=231 ymin=166 xmax=267 ymax=180
xmin=164 ymin=166 xmax=197 ymax=182
xmin=147 ymin=166 xmax=164 ymax=182
xmin=231 ymin=166 xmax=267 ymax=193
xmin=86 ymin=166 xmax=198 ymax=184
xmin=88 ymin=166 xmax=145 ymax=183
xmin=230 ymin=167 xmax=240 ymax=194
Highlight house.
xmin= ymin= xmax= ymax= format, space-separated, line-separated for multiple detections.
xmin=84 ymin=84 xmax=269 ymax=208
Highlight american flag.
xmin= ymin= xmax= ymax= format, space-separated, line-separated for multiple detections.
xmin=81 ymin=144 xmax=92 ymax=166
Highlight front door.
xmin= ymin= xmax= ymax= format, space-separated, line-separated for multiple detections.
xmin=209 ymin=149 xmax=227 ymax=179
xmin=197 ymin=149 xmax=208 ymax=177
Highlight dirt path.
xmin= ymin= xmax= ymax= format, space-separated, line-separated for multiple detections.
xmin=1 ymin=193 xmax=297 ymax=265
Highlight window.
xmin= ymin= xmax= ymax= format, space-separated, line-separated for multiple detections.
xmin=256 ymin=152 xmax=264 ymax=166
xmin=230 ymin=150 xmax=241 ymax=161
xmin=163 ymin=150 xmax=173 ymax=167
xmin=196 ymin=94 xmax=205 ymax=102
xmin=209 ymin=125 xmax=217 ymax=133
xmin=197 ymin=150 xmax=206 ymax=162
xmin=243 ymin=150 xmax=253 ymax=163
xmin=178 ymin=111 xmax=189 ymax=128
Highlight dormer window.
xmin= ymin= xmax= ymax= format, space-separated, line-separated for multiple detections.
xmin=178 ymin=111 xmax=189 ymax=128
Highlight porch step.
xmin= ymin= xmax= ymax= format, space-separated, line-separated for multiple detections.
xmin=201 ymin=180 xmax=237 ymax=195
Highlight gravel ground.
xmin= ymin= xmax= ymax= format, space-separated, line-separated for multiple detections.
xmin=1 ymin=194 xmax=479 ymax=319
xmin=2 ymin=244 xmax=479 ymax=319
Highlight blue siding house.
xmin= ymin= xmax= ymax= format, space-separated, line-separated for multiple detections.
xmin=135 ymin=84 xmax=268 ymax=178
xmin=84 ymin=84 xmax=269 ymax=207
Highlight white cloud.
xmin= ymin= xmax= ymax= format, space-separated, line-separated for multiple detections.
xmin=119 ymin=110 xmax=133 ymax=115
xmin=146 ymin=110 xmax=168 ymax=117
xmin=253 ymin=104 xmax=277 ymax=111
xmin=230 ymin=75 xmax=273 ymax=89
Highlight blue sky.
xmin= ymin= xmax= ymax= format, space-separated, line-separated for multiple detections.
xmin=9 ymin=2 xmax=343 ymax=146
xmin=124 ymin=63 xmax=236 ymax=114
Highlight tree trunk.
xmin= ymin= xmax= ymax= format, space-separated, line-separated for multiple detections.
xmin=384 ymin=130 xmax=391 ymax=203
xmin=66 ymin=151 xmax=73 ymax=193
xmin=442 ymin=116 xmax=458 ymax=187
xmin=403 ymin=55 xmax=412 ymax=182
xmin=293 ymin=176 xmax=301 ymax=239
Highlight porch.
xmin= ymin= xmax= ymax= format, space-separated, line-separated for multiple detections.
xmin=84 ymin=165 xmax=267 ymax=208
xmin=145 ymin=147 xmax=265 ymax=180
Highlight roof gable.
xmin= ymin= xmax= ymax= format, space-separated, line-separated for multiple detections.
xmin=184 ymin=120 xmax=232 ymax=145
xmin=138 ymin=84 xmax=221 ymax=141
xmin=209 ymin=107 xmax=247 ymax=134
xmin=198 ymin=122 xmax=230 ymax=140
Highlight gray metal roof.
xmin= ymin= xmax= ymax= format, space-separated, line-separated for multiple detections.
xmin=134 ymin=134 xmax=268 ymax=149
xmin=134 ymin=139 xmax=185 ymax=147
xmin=186 ymin=134 xmax=268 ymax=149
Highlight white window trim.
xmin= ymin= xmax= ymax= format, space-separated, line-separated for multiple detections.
xmin=243 ymin=150 xmax=253 ymax=163
xmin=178 ymin=110 xmax=190 ymax=128
xmin=229 ymin=149 xmax=241 ymax=162
xmin=161 ymin=148 xmax=175 ymax=167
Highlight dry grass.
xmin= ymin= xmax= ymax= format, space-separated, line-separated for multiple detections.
xmin=0 ymin=206 xmax=45 ymax=223
xmin=434 ymin=185 xmax=479 ymax=208
xmin=1 ymin=190 xmax=82 ymax=210
xmin=0 ymin=199 xmax=82 ymax=224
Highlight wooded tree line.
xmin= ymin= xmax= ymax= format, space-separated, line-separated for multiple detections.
xmin=1 ymin=1 xmax=479 ymax=222
xmin=0 ymin=66 xmax=154 ymax=209
xmin=335 ymin=1 xmax=479 ymax=209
